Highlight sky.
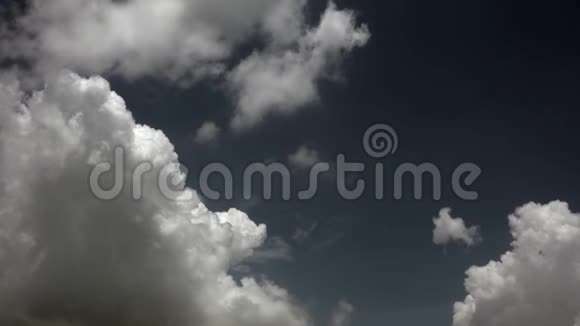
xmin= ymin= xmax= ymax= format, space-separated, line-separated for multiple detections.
xmin=1 ymin=0 xmax=580 ymax=326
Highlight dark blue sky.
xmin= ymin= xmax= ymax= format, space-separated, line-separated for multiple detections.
xmin=109 ymin=0 xmax=580 ymax=324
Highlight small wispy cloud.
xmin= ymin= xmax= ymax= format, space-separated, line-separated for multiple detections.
xmin=248 ymin=236 xmax=293 ymax=263
xmin=194 ymin=121 xmax=221 ymax=144
xmin=329 ymin=299 xmax=355 ymax=326
xmin=288 ymin=145 xmax=320 ymax=168
xmin=292 ymin=221 xmax=319 ymax=243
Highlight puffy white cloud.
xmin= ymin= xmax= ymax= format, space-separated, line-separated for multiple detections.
xmin=194 ymin=121 xmax=221 ymax=144
xmin=433 ymin=208 xmax=481 ymax=247
xmin=3 ymin=0 xmax=297 ymax=79
xmin=288 ymin=145 xmax=320 ymax=169
xmin=453 ymin=201 xmax=580 ymax=326
xmin=229 ymin=3 xmax=370 ymax=129
xmin=0 ymin=71 xmax=310 ymax=326
xmin=2 ymin=0 xmax=370 ymax=129
xmin=329 ymin=300 xmax=354 ymax=326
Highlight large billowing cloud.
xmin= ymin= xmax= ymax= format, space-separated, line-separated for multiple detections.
xmin=0 ymin=71 xmax=310 ymax=326
xmin=2 ymin=0 xmax=302 ymax=79
xmin=0 ymin=1 xmax=369 ymax=323
xmin=1 ymin=0 xmax=369 ymax=129
xmin=453 ymin=201 xmax=580 ymax=326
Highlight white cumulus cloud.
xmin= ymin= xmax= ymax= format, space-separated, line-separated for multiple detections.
xmin=3 ymin=0 xmax=300 ymax=80
xmin=0 ymin=71 xmax=310 ymax=326
xmin=453 ymin=201 xmax=580 ymax=326
xmin=433 ymin=208 xmax=481 ymax=247
xmin=229 ymin=3 xmax=370 ymax=129
xmin=2 ymin=0 xmax=369 ymax=130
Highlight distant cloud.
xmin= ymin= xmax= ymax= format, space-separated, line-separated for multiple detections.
xmin=292 ymin=216 xmax=352 ymax=254
xmin=248 ymin=236 xmax=293 ymax=263
xmin=288 ymin=145 xmax=320 ymax=168
xmin=292 ymin=221 xmax=319 ymax=243
xmin=433 ymin=208 xmax=481 ymax=247
xmin=194 ymin=121 xmax=221 ymax=144
xmin=311 ymin=231 xmax=344 ymax=253
xmin=235 ymin=236 xmax=293 ymax=275
xmin=329 ymin=300 xmax=355 ymax=326
xmin=453 ymin=201 xmax=580 ymax=326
